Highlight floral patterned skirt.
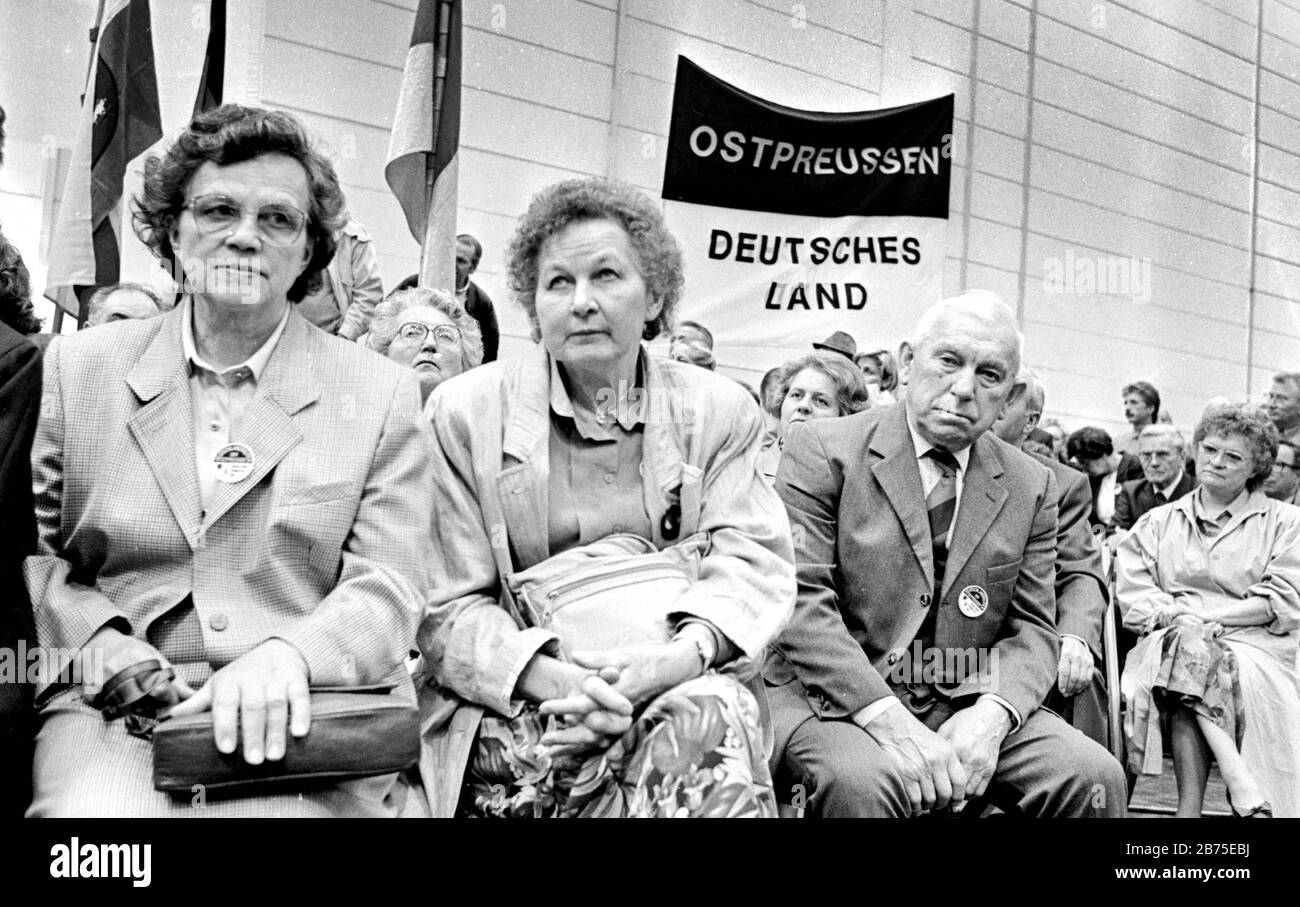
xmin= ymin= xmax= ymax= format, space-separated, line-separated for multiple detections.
xmin=458 ymin=673 xmax=775 ymax=818
xmin=1150 ymin=621 xmax=1245 ymax=746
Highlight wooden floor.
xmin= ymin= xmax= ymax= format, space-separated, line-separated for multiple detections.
xmin=1128 ymin=756 xmax=1233 ymax=817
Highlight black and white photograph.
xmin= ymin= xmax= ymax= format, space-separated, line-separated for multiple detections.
xmin=0 ymin=0 xmax=1295 ymax=887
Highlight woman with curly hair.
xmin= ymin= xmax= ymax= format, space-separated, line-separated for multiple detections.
xmin=26 ymin=105 xmax=433 ymax=817
xmin=417 ymin=176 xmax=795 ymax=817
xmin=1118 ymin=403 xmax=1300 ymax=817
xmin=760 ymin=351 xmax=870 ymax=480
xmin=367 ymin=286 xmax=482 ymax=402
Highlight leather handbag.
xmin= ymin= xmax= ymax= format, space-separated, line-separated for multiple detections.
xmin=152 ymin=685 xmax=419 ymax=796
xmin=504 ymin=532 xmax=707 ymax=654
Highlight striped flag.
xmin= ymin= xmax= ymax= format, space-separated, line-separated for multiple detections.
xmin=44 ymin=0 xmax=163 ymax=317
xmin=385 ymin=0 xmax=462 ymax=292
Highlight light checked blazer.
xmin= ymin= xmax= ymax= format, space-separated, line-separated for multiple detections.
xmin=24 ymin=303 xmax=435 ymax=701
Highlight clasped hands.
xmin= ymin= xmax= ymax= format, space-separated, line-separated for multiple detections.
xmin=865 ymin=698 xmax=1012 ymax=817
xmin=535 ymin=641 xmax=702 ymax=757
xmin=1152 ymin=599 xmax=1222 ymax=637
xmin=84 ymin=627 xmax=310 ymax=765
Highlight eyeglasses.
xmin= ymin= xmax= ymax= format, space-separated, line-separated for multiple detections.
xmin=181 ymin=194 xmax=308 ymax=245
xmin=397 ymin=322 xmax=461 ymax=347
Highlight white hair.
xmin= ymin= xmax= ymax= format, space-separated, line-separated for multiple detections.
xmin=1138 ymin=422 xmax=1186 ymax=455
xmin=1017 ymin=366 xmax=1045 ymax=414
xmin=914 ymin=290 xmax=1024 ymax=377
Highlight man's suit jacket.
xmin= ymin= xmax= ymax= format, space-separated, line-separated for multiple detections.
xmin=0 ymin=322 xmax=41 ymax=816
xmin=23 ymin=304 xmax=435 ymax=700
xmin=765 ymin=403 xmax=1060 ymax=736
xmin=1114 ymin=472 xmax=1195 ymax=531
xmin=1032 ymin=453 xmax=1107 ymax=660
xmin=464 ymin=281 xmax=499 ymax=363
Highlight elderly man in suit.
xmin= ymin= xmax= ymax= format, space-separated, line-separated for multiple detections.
xmin=23 ymin=104 xmax=434 ymax=817
xmin=765 ymin=290 xmax=1125 ymax=817
xmin=992 ymin=368 xmax=1110 ymax=748
xmin=1113 ymin=424 xmax=1194 ymax=532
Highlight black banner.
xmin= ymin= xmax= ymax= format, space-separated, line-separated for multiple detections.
xmin=662 ymin=56 xmax=953 ymax=219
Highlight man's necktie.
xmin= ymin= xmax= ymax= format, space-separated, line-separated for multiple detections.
xmin=906 ymin=448 xmax=961 ymax=709
xmin=924 ymin=448 xmax=960 ymax=595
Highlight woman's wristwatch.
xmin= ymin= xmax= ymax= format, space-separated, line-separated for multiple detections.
xmin=673 ymin=624 xmax=718 ymax=673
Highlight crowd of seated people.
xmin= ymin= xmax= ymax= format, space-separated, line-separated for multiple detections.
xmin=1 ymin=102 xmax=1297 ymax=819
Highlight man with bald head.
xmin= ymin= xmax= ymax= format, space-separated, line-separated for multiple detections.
xmin=1113 ymin=424 xmax=1194 ymax=532
xmin=993 ymin=369 xmax=1110 ymax=748
xmin=766 ymin=290 xmax=1125 ymax=817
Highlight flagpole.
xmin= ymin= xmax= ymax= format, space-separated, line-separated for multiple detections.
xmin=52 ymin=0 xmax=108 ymax=335
xmin=419 ymin=0 xmax=449 ymax=288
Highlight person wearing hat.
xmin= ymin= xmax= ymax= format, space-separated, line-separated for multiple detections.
xmin=812 ymin=330 xmax=857 ymax=362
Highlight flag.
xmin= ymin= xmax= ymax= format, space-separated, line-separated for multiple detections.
xmin=385 ymin=0 xmax=461 ymax=292
xmin=44 ymin=0 xmax=163 ymax=316
xmin=193 ymin=0 xmax=227 ymax=116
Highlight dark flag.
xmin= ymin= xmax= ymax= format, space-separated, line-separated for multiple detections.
xmin=193 ymin=0 xmax=227 ymax=116
xmin=46 ymin=0 xmax=164 ymax=314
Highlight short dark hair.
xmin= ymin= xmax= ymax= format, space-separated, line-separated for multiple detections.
xmin=775 ymin=352 xmax=870 ymax=422
xmin=1122 ymin=381 xmax=1160 ymax=421
xmin=456 ymin=233 xmax=482 ymax=267
xmin=0 ymin=228 xmax=42 ymax=335
xmin=1272 ymin=372 xmax=1300 ymax=397
xmin=506 ymin=177 xmax=683 ymax=342
xmin=1066 ymin=426 xmax=1114 ymax=462
xmin=1194 ymin=403 xmax=1278 ymax=493
xmin=133 ymin=104 xmax=345 ymax=303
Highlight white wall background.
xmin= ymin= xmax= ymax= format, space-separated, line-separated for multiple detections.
xmin=3 ymin=0 xmax=1299 ymax=441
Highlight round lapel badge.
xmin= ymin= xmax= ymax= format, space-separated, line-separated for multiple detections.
xmin=213 ymin=443 xmax=256 ymax=483
xmin=957 ymin=584 xmax=989 ymax=618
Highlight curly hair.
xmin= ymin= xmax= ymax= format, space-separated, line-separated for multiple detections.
xmin=1194 ymin=403 xmax=1278 ymax=492
xmin=132 ymin=104 xmax=345 ymax=303
xmin=366 ymin=286 xmax=483 ymax=371
xmin=0 ymin=229 xmax=43 ymax=335
xmin=775 ymin=352 xmax=871 ymax=421
xmin=506 ymin=177 xmax=684 ymax=343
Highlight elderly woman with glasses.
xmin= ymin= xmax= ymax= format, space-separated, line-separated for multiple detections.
xmin=417 ymin=177 xmax=795 ymax=818
xmin=23 ymin=104 xmax=433 ymax=817
xmin=367 ymin=287 xmax=483 ymax=402
xmin=1118 ymin=404 xmax=1300 ymax=817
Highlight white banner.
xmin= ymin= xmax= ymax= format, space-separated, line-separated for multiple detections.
xmin=660 ymin=57 xmax=953 ymax=376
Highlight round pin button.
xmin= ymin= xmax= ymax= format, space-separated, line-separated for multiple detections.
xmin=213 ymin=443 xmax=255 ymax=483
xmin=957 ymin=585 xmax=989 ymax=618
xmin=209 ymin=613 xmax=230 ymax=631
